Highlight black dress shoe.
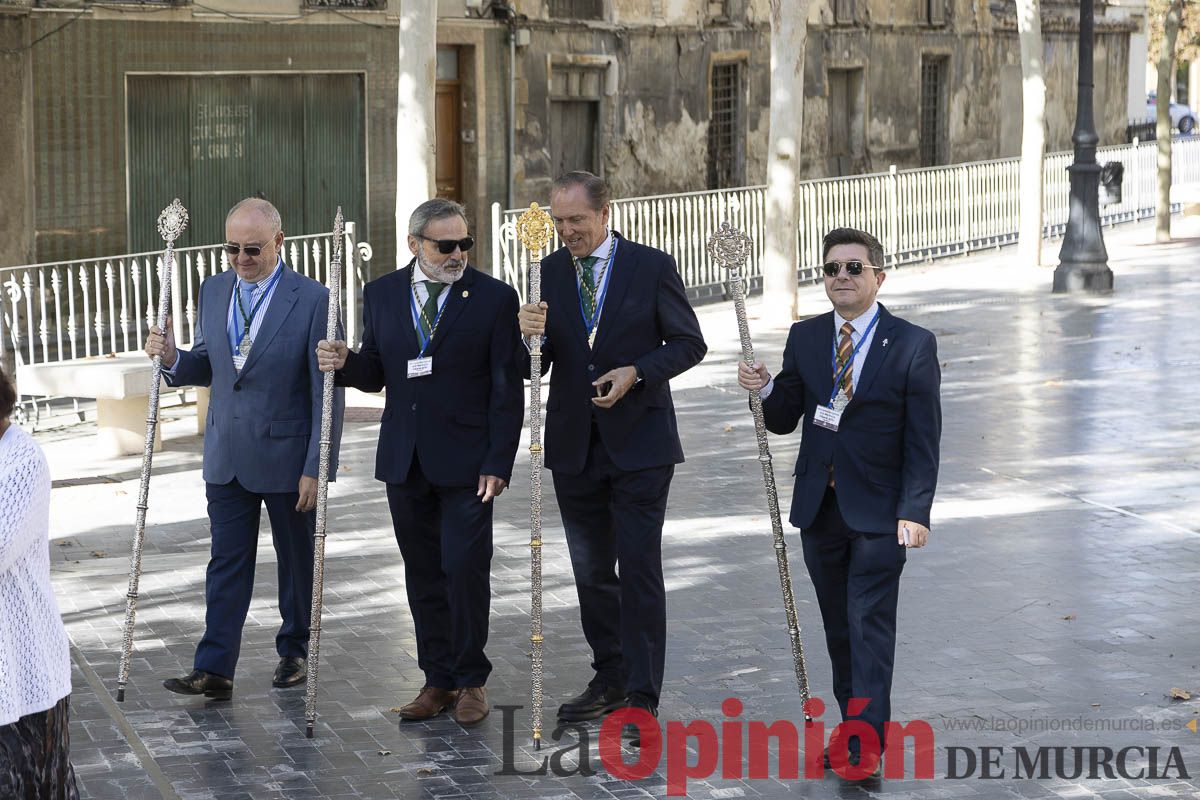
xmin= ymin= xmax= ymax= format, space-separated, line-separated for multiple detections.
xmin=163 ymin=669 xmax=233 ymax=700
xmin=272 ymin=656 xmax=307 ymax=688
xmin=622 ymin=692 xmax=659 ymax=749
xmin=557 ymin=684 xmax=628 ymax=722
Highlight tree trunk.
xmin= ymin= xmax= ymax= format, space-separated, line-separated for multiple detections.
xmin=762 ymin=0 xmax=811 ymax=324
xmin=1156 ymin=0 xmax=1183 ymax=242
xmin=1016 ymin=0 xmax=1046 ymax=266
xmin=396 ymin=1 xmax=438 ymax=267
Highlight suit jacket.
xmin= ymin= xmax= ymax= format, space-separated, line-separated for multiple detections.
xmin=524 ymin=233 xmax=707 ymax=476
xmin=337 ymin=262 xmax=524 ymax=487
xmin=761 ymin=304 xmax=941 ymax=533
xmin=166 ymin=264 xmax=345 ymax=494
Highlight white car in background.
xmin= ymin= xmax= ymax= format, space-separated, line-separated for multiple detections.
xmin=1147 ymin=94 xmax=1196 ymax=134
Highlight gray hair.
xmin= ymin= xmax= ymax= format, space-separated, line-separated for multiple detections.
xmin=408 ymin=198 xmax=469 ymax=237
xmin=226 ymin=197 xmax=282 ymax=234
xmin=551 ymin=171 xmax=611 ymax=211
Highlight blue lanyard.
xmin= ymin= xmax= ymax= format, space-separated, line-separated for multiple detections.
xmin=410 ymin=283 xmax=449 ymax=357
xmin=234 ymin=266 xmax=283 ymax=347
xmin=578 ymin=238 xmax=618 ymax=339
xmin=828 ymin=309 xmax=880 ymax=407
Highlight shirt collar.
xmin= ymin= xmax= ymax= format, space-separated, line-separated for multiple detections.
xmin=413 ymin=258 xmax=434 ymax=284
xmin=582 ymin=230 xmax=613 ymax=262
xmin=834 ymin=301 xmax=879 ymax=336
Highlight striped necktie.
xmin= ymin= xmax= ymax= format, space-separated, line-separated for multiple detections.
xmin=576 ymin=256 xmax=599 ymax=320
xmin=419 ymin=280 xmax=446 ymax=341
xmin=835 ymin=321 xmax=855 ymax=400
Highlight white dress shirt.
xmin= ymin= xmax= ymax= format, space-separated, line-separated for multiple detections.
xmin=760 ymin=301 xmax=880 ymax=401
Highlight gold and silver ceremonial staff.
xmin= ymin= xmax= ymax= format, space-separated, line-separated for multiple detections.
xmin=516 ymin=202 xmax=554 ymax=749
xmin=305 ymin=207 xmax=345 ymax=739
xmin=116 ymin=198 xmax=189 ymax=702
xmin=707 ymin=221 xmax=812 ymax=718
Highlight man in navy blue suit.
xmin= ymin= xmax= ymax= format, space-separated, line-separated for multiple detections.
xmin=518 ymin=172 xmax=707 ymax=732
xmin=317 ymin=199 xmax=523 ymax=727
xmin=738 ymin=227 xmax=941 ymax=778
xmin=146 ymin=197 xmax=344 ymax=699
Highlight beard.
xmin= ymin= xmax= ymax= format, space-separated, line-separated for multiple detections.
xmin=417 ymin=249 xmax=467 ymax=284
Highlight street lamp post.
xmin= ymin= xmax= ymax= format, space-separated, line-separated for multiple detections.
xmin=1053 ymin=0 xmax=1113 ymax=293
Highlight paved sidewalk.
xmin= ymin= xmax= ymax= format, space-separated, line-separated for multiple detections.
xmin=41 ymin=222 xmax=1200 ymax=799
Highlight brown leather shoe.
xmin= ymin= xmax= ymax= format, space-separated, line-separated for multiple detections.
xmin=397 ymin=686 xmax=458 ymax=721
xmin=452 ymin=686 xmax=489 ymax=726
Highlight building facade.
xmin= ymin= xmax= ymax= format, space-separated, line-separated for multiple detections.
xmin=0 ymin=0 xmax=1135 ymax=274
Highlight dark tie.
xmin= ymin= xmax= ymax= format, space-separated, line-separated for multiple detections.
xmin=419 ymin=280 xmax=446 ymax=341
xmin=835 ymin=321 xmax=855 ymax=400
xmin=577 ymin=256 xmax=599 ymax=320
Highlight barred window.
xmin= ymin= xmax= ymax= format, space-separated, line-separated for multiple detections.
xmin=549 ymin=0 xmax=604 ymax=20
xmin=920 ymin=56 xmax=948 ymax=167
xmin=708 ymin=61 xmax=745 ymax=190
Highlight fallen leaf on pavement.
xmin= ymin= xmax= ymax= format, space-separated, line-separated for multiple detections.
xmin=1168 ymin=688 xmax=1192 ymax=701
xmin=1062 ymin=614 xmax=1076 ymax=621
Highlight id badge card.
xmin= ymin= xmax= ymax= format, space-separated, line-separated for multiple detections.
xmin=232 ymin=354 xmax=247 ymax=372
xmin=813 ymin=404 xmax=841 ymax=432
xmin=407 ymin=356 xmax=433 ymax=378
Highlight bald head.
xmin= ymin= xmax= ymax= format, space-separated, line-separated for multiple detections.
xmin=225 ymin=197 xmax=285 ymax=283
xmin=226 ymin=197 xmax=282 ymax=234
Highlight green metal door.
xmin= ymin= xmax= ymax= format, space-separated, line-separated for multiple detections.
xmin=128 ymin=73 xmax=366 ymax=253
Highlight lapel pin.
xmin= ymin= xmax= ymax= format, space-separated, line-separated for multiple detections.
xmin=882 ymin=338 xmax=889 ymax=347
xmin=462 ymin=290 xmax=469 ymax=298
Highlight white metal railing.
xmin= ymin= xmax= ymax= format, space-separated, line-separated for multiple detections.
xmin=491 ymin=137 xmax=1200 ymax=302
xmin=0 ymin=224 xmax=373 ymax=368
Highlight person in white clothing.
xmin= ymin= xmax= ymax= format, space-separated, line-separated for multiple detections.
xmin=0 ymin=367 xmax=78 ymax=799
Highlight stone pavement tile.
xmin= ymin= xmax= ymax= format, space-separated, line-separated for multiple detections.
xmin=39 ymin=223 xmax=1200 ymax=798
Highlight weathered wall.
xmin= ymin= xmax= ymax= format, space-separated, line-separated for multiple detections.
xmin=510 ymin=17 xmax=771 ymax=205
xmin=0 ymin=11 xmax=34 ymax=269
xmin=798 ymin=0 xmax=1134 ymax=176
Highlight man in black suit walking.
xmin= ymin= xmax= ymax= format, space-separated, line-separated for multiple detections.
xmin=318 ymin=199 xmax=524 ymax=726
xmin=517 ymin=171 xmax=707 ymax=730
xmin=738 ymin=227 xmax=941 ymax=778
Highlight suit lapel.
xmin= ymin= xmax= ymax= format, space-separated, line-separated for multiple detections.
xmin=546 ymin=249 xmax=590 ymax=350
xmin=850 ymin=305 xmax=897 ymax=404
xmin=810 ymin=312 xmax=837 ymax=404
xmin=424 ymin=267 xmax=476 ymax=358
xmin=396 ymin=263 xmax=421 ymax=356
xmin=240 ymin=265 xmax=298 ymax=376
xmin=590 ymin=232 xmax=632 ymax=354
xmin=209 ymin=272 xmax=237 ymax=380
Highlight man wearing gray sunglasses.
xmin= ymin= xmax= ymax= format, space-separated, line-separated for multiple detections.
xmin=737 ymin=227 xmax=941 ymax=780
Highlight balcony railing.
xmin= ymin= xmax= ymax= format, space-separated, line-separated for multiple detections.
xmin=0 ymin=226 xmax=373 ymax=370
xmin=492 ymin=137 xmax=1200 ymax=304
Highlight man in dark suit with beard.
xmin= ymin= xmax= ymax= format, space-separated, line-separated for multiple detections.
xmin=517 ymin=171 xmax=707 ymax=734
xmin=738 ymin=227 xmax=941 ymax=778
xmin=317 ymin=199 xmax=523 ymax=726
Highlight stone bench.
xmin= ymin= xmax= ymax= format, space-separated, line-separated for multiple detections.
xmin=17 ymin=353 xmax=165 ymax=457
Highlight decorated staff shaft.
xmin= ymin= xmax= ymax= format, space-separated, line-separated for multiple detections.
xmin=516 ymin=203 xmax=554 ymax=750
xmin=707 ymin=221 xmax=812 ymax=715
xmin=306 ymin=207 xmax=345 ymax=739
xmin=116 ymin=199 xmax=189 ymax=702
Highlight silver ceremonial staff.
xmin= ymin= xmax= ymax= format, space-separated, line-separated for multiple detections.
xmin=707 ymin=221 xmax=812 ymax=717
xmin=116 ymin=198 xmax=189 ymax=702
xmin=516 ymin=202 xmax=555 ymax=750
xmin=305 ymin=207 xmax=345 ymax=739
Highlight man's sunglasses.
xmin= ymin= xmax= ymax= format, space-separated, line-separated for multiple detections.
xmin=224 ymin=242 xmax=269 ymax=257
xmin=419 ymin=235 xmax=474 ymax=255
xmin=822 ymin=260 xmax=881 ymax=277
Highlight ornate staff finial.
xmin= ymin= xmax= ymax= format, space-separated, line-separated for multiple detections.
xmin=156 ymin=198 xmax=190 ymax=243
xmin=516 ymin=202 xmax=554 ymax=255
xmin=707 ymin=220 xmax=752 ymax=272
